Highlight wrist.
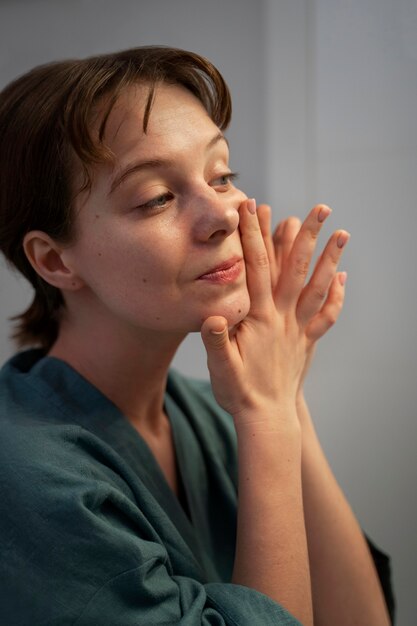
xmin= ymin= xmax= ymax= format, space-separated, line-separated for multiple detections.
xmin=232 ymin=401 xmax=301 ymax=435
xmin=296 ymin=392 xmax=316 ymax=436
xmin=236 ymin=419 xmax=303 ymax=488
xmin=296 ymin=387 xmax=305 ymax=402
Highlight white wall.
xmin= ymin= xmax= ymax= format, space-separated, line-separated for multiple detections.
xmin=1 ymin=1 xmax=415 ymax=623
xmin=265 ymin=2 xmax=417 ymax=624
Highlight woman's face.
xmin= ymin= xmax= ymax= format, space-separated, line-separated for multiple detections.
xmin=64 ymin=83 xmax=250 ymax=336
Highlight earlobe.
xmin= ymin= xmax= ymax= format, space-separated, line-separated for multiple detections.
xmin=23 ymin=230 xmax=84 ymax=291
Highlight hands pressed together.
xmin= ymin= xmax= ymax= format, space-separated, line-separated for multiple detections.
xmin=201 ymin=200 xmax=391 ymax=626
xmin=201 ymin=198 xmax=349 ymax=426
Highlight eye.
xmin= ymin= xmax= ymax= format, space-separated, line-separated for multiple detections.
xmin=136 ymin=192 xmax=174 ymax=211
xmin=211 ymin=171 xmax=239 ymax=190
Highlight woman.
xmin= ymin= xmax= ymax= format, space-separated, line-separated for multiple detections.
xmin=0 ymin=47 xmax=394 ymax=625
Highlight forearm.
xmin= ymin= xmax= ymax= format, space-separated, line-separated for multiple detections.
xmin=232 ymin=413 xmax=313 ymax=626
xmin=297 ymin=393 xmax=390 ymax=625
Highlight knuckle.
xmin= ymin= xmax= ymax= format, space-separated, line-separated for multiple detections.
xmin=306 ymin=228 xmax=319 ymax=241
xmin=298 ymin=225 xmax=319 ymax=246
xmin=310 ymin=283 xmax=327 ymax=301
xmin=249 ymin=302 xmax=277 ymax=326
xmin=211 ymin=335 xmax=228 ymax=351
xmin=328 ymin=252 xmax=340 ymax=267
xmin=254 ymin=250 xmax=270 ymax=268
xmin=325 ymin=309 xmax=338 ymax=326
xmin=262 ymin=305 xmax=278 ymax=324
xmin=293 ymin=256 xmax=309 ymax=279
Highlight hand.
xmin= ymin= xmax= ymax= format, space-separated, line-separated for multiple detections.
xmin=257 ymin=203 xmax=349 ymax=393
xmin=201 ymin=200 xmax=348 ymax=427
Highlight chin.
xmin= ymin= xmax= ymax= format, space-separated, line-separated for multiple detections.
xmin=225 ymin=302 xmax=250 ymax=328
xmin=194 ymin=292 xmax=251 ymax=332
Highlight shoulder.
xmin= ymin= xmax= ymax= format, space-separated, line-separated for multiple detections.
xmin=0 ymin=350 xmax=136 ymax=502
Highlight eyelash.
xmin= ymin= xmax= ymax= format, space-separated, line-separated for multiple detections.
xmin=136 ymin=171 xmax=239 ymax=212
xmin=212 ymin=171 xmax=239 ymax=187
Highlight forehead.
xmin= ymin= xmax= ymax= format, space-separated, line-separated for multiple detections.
xmin=99 ymin=83 xmax=220 ymax=161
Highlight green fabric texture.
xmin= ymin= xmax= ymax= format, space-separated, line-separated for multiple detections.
xmin=0 ymin=350 xmax=301 ymax=625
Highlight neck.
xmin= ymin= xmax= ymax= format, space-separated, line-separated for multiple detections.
xmin=48 ymin=311 xmax=186 ymax=433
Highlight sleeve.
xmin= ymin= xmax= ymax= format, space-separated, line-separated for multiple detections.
xmin=0 ymin=428 xmax=301 ymax=626
xmin=75 ymin=572 xmax=301 ymax=626
xmin=366 ymin=535 xmax=396 ymax=624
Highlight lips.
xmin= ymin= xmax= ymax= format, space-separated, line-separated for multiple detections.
xmin=197 ymin=256 xmax=242 ymax=279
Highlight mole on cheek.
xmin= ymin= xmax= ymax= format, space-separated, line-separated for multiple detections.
xmin=95 ymin=214 xmax=100 ymax=219
xmin=142 ymin=278 xmax=147 ymax=283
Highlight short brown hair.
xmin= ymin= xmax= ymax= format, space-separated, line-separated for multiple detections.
xmin=0 ymin=46 xmax=232 ymax=351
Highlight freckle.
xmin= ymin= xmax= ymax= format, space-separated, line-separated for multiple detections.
xmin=98 ymin=252 xmax=102 ymax=256
xmin=156 ymin=317 xmax=160 ymax=321
xmin=71 ymin=282 xmax=76 ymax=287
xmin=95 ymin=214 xmax=100 ymax=219
xmin=238 ymin=309 xmax=242 ymax=313
xmin=142 ymin=278 xmax=147 ymax=283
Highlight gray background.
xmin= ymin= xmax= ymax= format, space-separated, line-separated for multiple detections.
xmin=0 ymin=1 xmax=415 ymax=623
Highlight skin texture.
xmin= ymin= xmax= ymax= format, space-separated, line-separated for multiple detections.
xmin=24 ymin=83 xmax=250 ymax=429
xmin=62 ymin=84 xmax=250 ymax=335
xmin=23 ymin=82 xmax=390 ymax=625
xmin=256 ymin=205 xmax=391 ymax=625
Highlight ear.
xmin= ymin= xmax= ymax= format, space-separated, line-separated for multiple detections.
xmin=23 ymin=230 xmax=84 ymax=291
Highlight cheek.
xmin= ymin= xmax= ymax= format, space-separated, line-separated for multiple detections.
xmin=77 ymin=227 xmax=181 ymax=303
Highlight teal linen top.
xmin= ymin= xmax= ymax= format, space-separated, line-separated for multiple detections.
xmin=0 ymin=349 xmax=302 ymax=625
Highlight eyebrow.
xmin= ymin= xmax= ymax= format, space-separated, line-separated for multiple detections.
xmin=108 ymin=131 xmax=229 ymax=195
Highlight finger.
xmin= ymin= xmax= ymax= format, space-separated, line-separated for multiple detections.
xmin=273 ymin=216 xmax=302 ymax=277
xmin=257 ymin=203 xmax=278 ymax=288
xmin=201 ymin=315 xmax=230 ymax=353
xmin=296 ymin=229 xmax=350 ymax=326
xmin=200 ymin=316 xmax=241 ymax=413
xmin=305 ymin=272 xmax=347 ymax=341
xmin=275 ymin=204 xmax=332 ymax=311
xmin=200 ymin=316 xmax=235 ymax=371
xmin=239 ymin=199 xmax=274 ymax=316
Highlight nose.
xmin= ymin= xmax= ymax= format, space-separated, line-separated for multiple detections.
xmin=191 ymin=186 xmax=247 ymax=243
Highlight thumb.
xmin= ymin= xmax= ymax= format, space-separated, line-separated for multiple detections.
xmin=201 ymin=316 xmax=240 ymax=415
xmin=201 ymin=316 xmax=235 ymax=380
xmin=200 ymin=316 xmax=230 ymax=354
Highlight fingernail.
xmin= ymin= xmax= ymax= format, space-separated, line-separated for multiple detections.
xmin=338 ymin=271 xmax=347 ymax=286
xmin=337 ymin=232 xmax=350 ymax=248
xmin=318 ymin=206 xmax=332 ymax=222
xmin=210 ymin=328 xmax=225 ymax=335
xmin=247 ymin=198 xmax=257 ymax=215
